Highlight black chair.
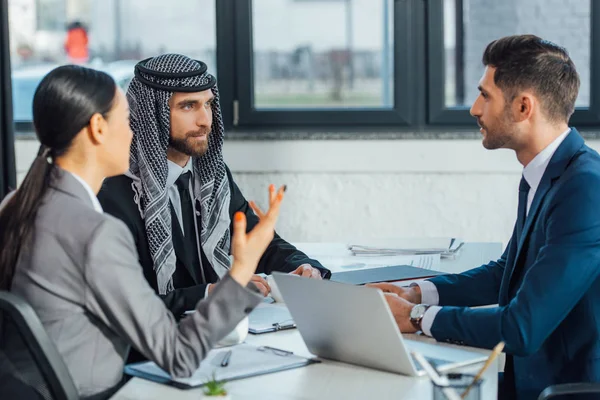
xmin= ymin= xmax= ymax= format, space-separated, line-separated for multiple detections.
xmin=538 ymin=383 xmax=600 ymax=399
xmin=0 ymin=291 xmax=78 ymax=400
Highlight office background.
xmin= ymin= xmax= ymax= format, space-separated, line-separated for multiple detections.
xmin=4 ymin=0 xmax=600 ymax=245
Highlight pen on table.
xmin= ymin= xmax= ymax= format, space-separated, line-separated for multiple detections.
xmin=411 ymin=351 xmax=461 ymax=400
xmin=461 ymin=341 xmax=505 ymax=399
xmin=220 ymin=350 xmax=232 ymax=367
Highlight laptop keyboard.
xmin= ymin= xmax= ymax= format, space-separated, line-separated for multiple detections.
xmin=411 ymin=355 xmax=451 ymax=371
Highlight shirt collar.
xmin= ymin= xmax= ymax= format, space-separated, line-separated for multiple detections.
xmin=522 ymin=128 xmax=571 ymax=193
xmin=166 ymin=158 xmax=194 ymax=188
xmin=66 ymin=171 xmax=103 ymax=213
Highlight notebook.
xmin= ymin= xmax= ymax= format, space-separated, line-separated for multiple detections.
xmin=330 ymin=264 xmax=445 ymax=285
xmin=248 ymin=303 xmax=296 ymax=334
xmin=124 ymin=343 xmax=317 ymax=389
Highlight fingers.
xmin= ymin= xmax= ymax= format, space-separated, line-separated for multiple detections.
xmin=248 ymin=185 xmax=286 ymax=223
xmin=384 ymin=292 xmax=400 ymax=301
xmin=269 ymin=184 xmax=276 ymax=205
xmin=311 ymin=268 xmax=322 ymax=280
xmin=251 ymin=275 xmax=271 ymax=293
xmin=290 ymin=265 xmax=322 ymax=279
xmin=264 ymin=186 xmax=285 ymax=221
xmin=253 ymin=281 xmax=270 ymax=297
xmin=249 ymin=201 xmax=266 ymax=219
xmin=366 ymin=282 xmax=391 ymax=291
xmin=366 ymin=282 xmax=402 ymax=295
xmin=301 ymin=267 xmax=313 ymax=278
xmin=231 ymin=212 xmax=247 ymax=248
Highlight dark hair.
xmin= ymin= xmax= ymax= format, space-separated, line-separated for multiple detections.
xmin=0 ymin=65 xmax=116 ymax=290
xmin=67 ymin=21 xmax=86 ymax=31
xmin=482 ymin=34 xmax=580 ymax=123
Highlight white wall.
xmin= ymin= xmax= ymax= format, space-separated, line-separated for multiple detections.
xmin=19 ymin=137 xmax=597 ymax=247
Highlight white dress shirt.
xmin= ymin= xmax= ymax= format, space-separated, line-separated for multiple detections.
xmin=69 ymin=171 xmax=103 ymax=213
xmin=417 ymin=128 xmax=571 ymax=336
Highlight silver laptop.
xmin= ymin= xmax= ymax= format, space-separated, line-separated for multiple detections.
xmin=272 ymin=272 xmax=488 ymax=376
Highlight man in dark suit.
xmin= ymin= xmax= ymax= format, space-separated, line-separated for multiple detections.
xmin=98 ymin=54 xmax=329 ymax=319
xmin=370 ymin=35 xmax=600 ymax=399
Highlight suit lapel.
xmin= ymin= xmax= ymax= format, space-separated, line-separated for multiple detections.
xmin=505 ymin=129 xmax=585 ymax=294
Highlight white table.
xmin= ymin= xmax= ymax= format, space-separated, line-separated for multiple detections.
xmin=294 ymin=242 xmax=503 ymax=276
xmin=111 ymin=330 xmax=498 ymax=400
xmin=111 ymin=242 xmax=503 ymax=399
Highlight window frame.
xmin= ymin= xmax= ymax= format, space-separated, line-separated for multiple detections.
xmin=1 ymin=0 xmax=16 ymax=199
xmin=230 ymin=0 xmax=418 ymax=127
xmin=426 ymin=0 xmax=600 ymax=127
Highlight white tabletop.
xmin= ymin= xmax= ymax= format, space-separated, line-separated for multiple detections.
xmin=111 ymin=330 xmax=498 ymax=400
xmin=293 ymin=241 xmax=503 ymax=276
xmin=111 ymin=242 xmax=503 ymax=400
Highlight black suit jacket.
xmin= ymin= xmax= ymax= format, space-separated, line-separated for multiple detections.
xmin=97 ymin=165 xmax=329 ymax=317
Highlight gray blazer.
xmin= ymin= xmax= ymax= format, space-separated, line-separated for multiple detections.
xmin=10 ymin=169 xmax=262 ymax=397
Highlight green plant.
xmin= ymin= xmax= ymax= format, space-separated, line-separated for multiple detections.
xmin=203 ymin=373 xmax=228 ymax=397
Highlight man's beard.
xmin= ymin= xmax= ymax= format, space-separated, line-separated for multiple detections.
xmin=169 ymin=128 xmax=211 ymax=157
xmin=479 ymin=108 xmax=517 ymax=150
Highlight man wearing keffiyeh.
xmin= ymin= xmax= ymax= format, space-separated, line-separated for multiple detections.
xmin=98 ymin=54 xmax=329 ymax=317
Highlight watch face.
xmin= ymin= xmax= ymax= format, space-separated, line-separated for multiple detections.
xmin=410 ymin=304 xmax=427 ymax=319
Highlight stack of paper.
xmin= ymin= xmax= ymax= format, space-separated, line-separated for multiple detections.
xmin=348 ymin=238 xmax=464 ymax=259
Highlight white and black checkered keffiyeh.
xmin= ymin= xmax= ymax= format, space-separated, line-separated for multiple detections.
xmin=126 ymin=54 xmax=231 ymax=295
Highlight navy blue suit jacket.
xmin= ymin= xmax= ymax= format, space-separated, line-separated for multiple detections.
xmin=428 ymin=129 xmax=600 ymax=399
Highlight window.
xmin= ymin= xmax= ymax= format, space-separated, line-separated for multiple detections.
xmin=36 ymin=0 xmax=66 ymax=31
xmin=9 ymin=0 xmax=216 ymax=183
xmin=9 ymin=0 xmax=216 ymax=132
xmin=232 ymin=0 xmax=415 ymax=126
xmin=429 ymin=0 xmax=600 ymax=126
xmin=252 ymin=0 xmax=394 ymax=109
xmin=6 ymin=0 xmax=600 ymax=138
xmin=1 ymin=0 xmax=16 ymax=198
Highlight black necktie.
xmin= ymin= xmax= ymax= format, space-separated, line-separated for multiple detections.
xmin=516 ymin=176 xmax=530 ymax=239
xmin=175 ymin=171 xmax=195 ymax=239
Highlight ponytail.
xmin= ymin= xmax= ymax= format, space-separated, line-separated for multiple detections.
xmin=0 ymin=64 xmax=116 ymax=290
xmin=0 ymin=147 xmax=56 ymax=289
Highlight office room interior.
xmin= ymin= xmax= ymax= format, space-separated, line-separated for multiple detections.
xmin=2 ymin=0 xmax=600 ymax=399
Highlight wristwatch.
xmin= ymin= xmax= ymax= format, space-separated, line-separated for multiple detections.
xmin=409 ymin=304 xmax=431 ymax=331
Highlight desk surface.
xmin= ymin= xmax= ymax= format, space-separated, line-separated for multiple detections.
xmin=294 ymin=241 xmax=503 ymax=276
xmin=111 ymin=242 xmax=503 ymax=400
xmin=111 ymin=330 xmax=498 ymax=400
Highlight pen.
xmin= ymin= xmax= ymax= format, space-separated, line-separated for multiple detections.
xmin=411 ymin=351 xmax=461 ymax=400
xmin=220 ymin=350 xmax=232 ymax=367
xmin=258 ymin=345 xmax=294 ymax=355
xmin=461 ymin=342 xmax=505 ymax=399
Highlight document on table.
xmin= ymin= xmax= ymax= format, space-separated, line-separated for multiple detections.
xmin=316 ymin=253 xmax=441 ymax=274
xmin=348 ymin=237 xmax=464 ymax=258
xmin=248 ymin=302 xmax=295 ymax=334
xmin=125 ymin=343 xmax=316 ymax=389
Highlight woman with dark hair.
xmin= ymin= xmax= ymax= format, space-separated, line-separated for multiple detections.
xmin=0 ymin=65 xmax=284 ymax=398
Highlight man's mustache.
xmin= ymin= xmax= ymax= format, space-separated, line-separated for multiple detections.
xmin=186 ymin=127 xmax=211 ymax=137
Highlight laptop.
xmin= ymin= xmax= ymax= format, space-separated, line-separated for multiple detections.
xmin=272 ymin=272 xmax=488 ymax=376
